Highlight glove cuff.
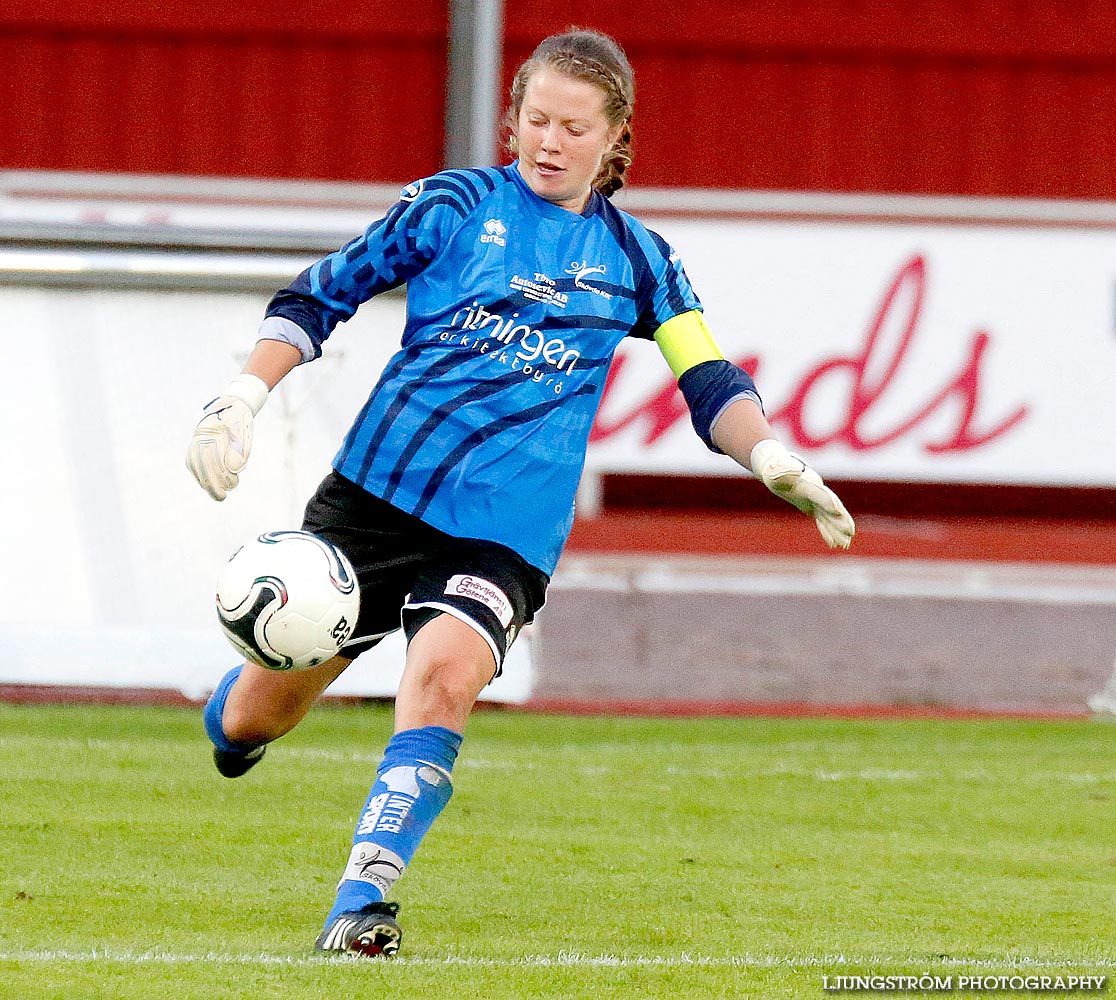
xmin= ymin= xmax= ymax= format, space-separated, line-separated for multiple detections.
xmin=224 ymin=373 xmax=269 ymax=415
xmin=749 ymin=438 xmax=790 ymax=475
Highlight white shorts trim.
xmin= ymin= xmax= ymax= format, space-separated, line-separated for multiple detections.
xmin=340 ymin=627 xmax=398 ymax=654
xmin=402 ymin=600 xmax=503 ymax=669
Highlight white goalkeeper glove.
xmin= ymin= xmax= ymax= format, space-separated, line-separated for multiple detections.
xmin=750 ymin=439 xmax=855 ymax=549
xmin=185 ymin=373 xmax=269 ymax=501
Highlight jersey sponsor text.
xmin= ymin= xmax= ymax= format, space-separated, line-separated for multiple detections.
xmin=451 ymin=301 xmax=580 ymax=373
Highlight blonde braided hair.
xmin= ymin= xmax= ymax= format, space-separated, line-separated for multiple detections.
xmin=505 ymin=29 xmax=635 ymax=198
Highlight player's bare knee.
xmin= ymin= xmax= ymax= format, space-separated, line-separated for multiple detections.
xmin=412 ymin=658 xmax=484 ymax=714
xmin=395 ymin=650 xmax=492 ymax=732
xmin=220 ymin=682 xmax=306 ymax=745
xmin=223 ymin=653 xmax=350 ymax=744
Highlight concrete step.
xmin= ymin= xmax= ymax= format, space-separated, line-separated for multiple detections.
xmin=531 ymin=555 xmax=1116 ymax=716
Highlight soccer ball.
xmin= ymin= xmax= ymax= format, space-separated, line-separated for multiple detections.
xmin=215 ymin=530 xmax=360 ymax=671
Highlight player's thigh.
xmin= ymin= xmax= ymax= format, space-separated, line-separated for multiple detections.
xmin=393 ymin=549 xmax=546 ymax=730
xmin=401 ymin=541 xmax=549 ymax=679
xmin=224 ymin=654 xmax=352 ymax=734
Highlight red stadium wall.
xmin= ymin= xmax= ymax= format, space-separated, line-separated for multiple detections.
xmin=0 ymin=1 xmax=447 ymax=182
xmin=4 ymin=0 xmax=1116 ymax=198
xmin=506 ymin=0 xmax=1116 ymax=197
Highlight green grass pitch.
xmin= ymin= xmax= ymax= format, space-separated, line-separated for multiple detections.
xmin=1 ymin=703 xmax=1113 ymax=998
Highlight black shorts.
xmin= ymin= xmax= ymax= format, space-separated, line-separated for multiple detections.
xmin=301 ymin=470 xmax=549 ymax=675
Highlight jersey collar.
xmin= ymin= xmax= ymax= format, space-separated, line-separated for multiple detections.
xmin=507 ymin=161 xmax=601 ymax=220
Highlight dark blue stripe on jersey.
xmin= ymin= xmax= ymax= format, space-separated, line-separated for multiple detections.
xmin=409 ymin=193 xmax=471 ymax=227
xmin=380 ymin=201 xmax=409 ymax=230
xmin=545 ymin=314 xmax=631 ymax=334
xmin=425 ymin=175 xmax=482 ymax=214
xmin=334 ymin=343 xmax=426 ymax=469
xmin=381 ymin=371 xmax=533 ymax=503
xmin=352 ymin=350 xmax=471 ymax=485
xmin=585 ymin=355 xmax=615 ymax=371
xmin=448 ymin=167 xmax=502 ymax=203
xmin=411 ymin=382 xmax=601 ymax=519
xmin=647 ymin=230 xmax=688 ymax=318
xmin=354 ymin=214 xmax=393 ymax=256
xmin=597 ymin=200 xmax=658 ymax=335
xmin=464 ymin=167 xmax=498 ymax=194
xmin=553 ymin=278 xmax=635 ymax=301
xmin=560 ymin=353 xmax=612 ymax=372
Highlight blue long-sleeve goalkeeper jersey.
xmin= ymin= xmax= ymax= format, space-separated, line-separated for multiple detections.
xmin=265 ymin=162 xmax=701 ymax=575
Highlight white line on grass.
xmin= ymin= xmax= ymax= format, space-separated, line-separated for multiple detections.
xmin=278 ymin=751 xmax=1116 ymax=787
xmin=3 ymin=735 xmax=1115 ymax=785
xmin=2 ymin=949 xmax=1114 ymax=970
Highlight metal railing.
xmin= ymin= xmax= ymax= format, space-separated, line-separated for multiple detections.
xmin=0 ymin=170 xmax=398 ymax=290
xmin=5 ymin=168 xmax=1116 ymax=291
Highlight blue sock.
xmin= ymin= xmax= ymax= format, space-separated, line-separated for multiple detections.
xmin=202 ymin=665 xmax=256 ymax=753
xmin=325 ymin=726 xmax=463 ymax=925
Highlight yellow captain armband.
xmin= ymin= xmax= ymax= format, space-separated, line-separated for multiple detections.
xmin=653 ymin=310 xmax=725 ymax=378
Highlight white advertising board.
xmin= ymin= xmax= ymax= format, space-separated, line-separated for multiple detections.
xmin=2 ymin=208 xmax=1114 ymax=697
xmin=589 ymin=218 xmax=1116 ymax=485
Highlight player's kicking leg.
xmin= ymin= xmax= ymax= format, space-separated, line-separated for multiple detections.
xmin=314 ymin=612 xmax=495 ymax=958
xmin=203 ymin=654 xmax=352 ymax=776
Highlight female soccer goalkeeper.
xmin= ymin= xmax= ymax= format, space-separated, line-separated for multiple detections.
xmin=186 ymin=27 xmax=855 ymax=958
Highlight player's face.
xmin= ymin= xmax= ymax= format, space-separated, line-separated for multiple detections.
xmin=515 ymin=67 xmax=623 ymax=213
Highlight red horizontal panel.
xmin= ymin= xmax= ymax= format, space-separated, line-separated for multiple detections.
xmin=503 ymin=10 xmax=1116 ymax=198
xmin=4 ymin=1 xmax=1116 ymax=195
xmin=0 ymin=0 xmax=445 ymax=42
xmin=0 ymin=28 xmax=445 ymax=183
xmin=505 ymin=0 xmax=1116 ymax=61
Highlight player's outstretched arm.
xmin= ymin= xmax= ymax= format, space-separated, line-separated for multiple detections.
xmin=711 ymin=397 xmax=856 ymax=550
xmin=185 ymin=339 xmax=302 ymax=501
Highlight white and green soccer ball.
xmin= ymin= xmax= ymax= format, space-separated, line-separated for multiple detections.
xmin=216 ymin=530 xmax=360 ymax=671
